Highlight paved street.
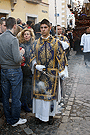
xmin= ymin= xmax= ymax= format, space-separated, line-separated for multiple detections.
xmin=0 ymin=50 xmax=90 ymax=135
xmin=57 ymin=51 xmax=90 ymax=135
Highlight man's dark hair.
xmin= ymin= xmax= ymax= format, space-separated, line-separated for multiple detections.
xmin=86 ymin=26 xmax=89 ymax=29
xmin=54 ymin=25 xmax=61 ymax=30
xmin=17 ymin=18 xmax=21 ymax=24
xmin=6 ymin=17 xmax=16 ymax=30
xmin=22 ymin=22 xmax=26 ymax=26
xmin=0 ymin=18 xmax=6 ymax=25
xmin=26 ymin=21 xmax=32 ymax=26
xmin=50 ymin=23 xmax=52 ymax=26
xmin=40 ymin=19 xmax=50 ymax=27
xmin=0 ymin=19 xmax=3 ymax=25
xmin=34 ymin=23 xmax=41 ymax=33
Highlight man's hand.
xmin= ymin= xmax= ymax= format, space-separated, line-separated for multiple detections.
xmin=35 ymin=65 xmax=46 ymax=71
xmin=81 ymin=48 xmax=83 ymax=51
xmin=21 ymin=56 xmax=25 ymax=64
xmin=19 ymin=47 xmax=25 ymax=55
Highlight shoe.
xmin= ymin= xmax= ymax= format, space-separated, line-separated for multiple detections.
xmin=12 ymin=118 xmax=27 ymax=127
xmin=35 ymin=118 xmax=42 ymax=124
xmin=48 ymin=116 xmax=54 ymax=125
xmin=21 ymin=103 xmax=32 ymax=112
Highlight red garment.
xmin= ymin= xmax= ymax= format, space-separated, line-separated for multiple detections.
xmin=28 ymin=26 xmax=31 ymax=29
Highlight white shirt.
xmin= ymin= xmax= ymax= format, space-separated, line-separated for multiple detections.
xmin=80 ymin=33 xmax=86 ymax=46
xmin=83 ymin=34 xmax=90 ymax=52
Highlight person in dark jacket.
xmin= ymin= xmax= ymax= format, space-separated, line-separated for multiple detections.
xmin=34 ymin=22 xmax=41 ymax=39
xmin=19 ymin=28 xmax=35 ymax=112
xmin=26 ymin=21 xmax=32 ymax=29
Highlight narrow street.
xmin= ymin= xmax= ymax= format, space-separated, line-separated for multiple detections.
xmin=0 ymin=49 xmax=90 ymax=135
xmin=57 ymin=50 xmax=90 ymax=135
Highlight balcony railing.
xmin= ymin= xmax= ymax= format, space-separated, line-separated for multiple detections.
xmin=25 ymin=0 xmax=41 ymax=4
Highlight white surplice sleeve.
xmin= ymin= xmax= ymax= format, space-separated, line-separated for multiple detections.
xmin=31 ymin=58 xmax=37 ymax=74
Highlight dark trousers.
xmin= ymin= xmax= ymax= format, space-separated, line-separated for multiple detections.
xmin=21 ymin=66 xmax=33 ymax=106
xmin=21 ymin=76 xmax=32 ymax=105
xmin=60 ymin=78 xmax=65 ymax=98
xmin=84 ymin=52 xmax=90 ymax=62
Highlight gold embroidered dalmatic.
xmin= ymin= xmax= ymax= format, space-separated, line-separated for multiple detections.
xmin=29 ymin=36 xmax=68 ymax=101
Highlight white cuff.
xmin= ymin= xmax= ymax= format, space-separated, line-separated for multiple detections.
xmin=59 ymin=66 xmax=68 ymax=78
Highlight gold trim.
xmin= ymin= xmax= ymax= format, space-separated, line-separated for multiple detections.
xmin=33 ymin=68 xmax=58 ymax=97
xmin=56 ymin=51 xmax=65 ymax=64
xmin=30 ymin=56 xmax=36 ymax=63
xmin=34 ymin=97 xmax=56 ymax=101
xmin=53 ymin=39 xmax=58 ymax=68
xmin=33 ymin=69 xmax=36 ymax=95
xmin=36 ymin=39 xmax=40 ymax=62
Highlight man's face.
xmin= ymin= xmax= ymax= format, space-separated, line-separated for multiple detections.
xmin=57 ymin=26 xmax=62 ymax=35
xmin=86 ymin=27 xmax=90 ymax=33
xmin=1 ymin=21 xmax=6 ymax=33
xmin=40 ymin=24 xmax=50 ymax=38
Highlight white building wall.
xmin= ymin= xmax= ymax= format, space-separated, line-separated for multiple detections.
xmin=57 ymin=0 xmax=62 ymax=26
xmin=48 ymin=0 xmax=75 ymax=28
xmin=48 ymin=0 xmax=62 ymax=26
xmin=48 ymin=0 xmax=55 ymax=26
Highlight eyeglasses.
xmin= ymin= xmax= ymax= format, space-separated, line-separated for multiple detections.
xmin=40 ymin=26 xmax=48 ymax=29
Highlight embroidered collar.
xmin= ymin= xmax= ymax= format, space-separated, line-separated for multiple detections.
xmin=39 ymin=35 xmax=54 ymax=44
xmin=41 ymin=35 xmax=50 ymax=39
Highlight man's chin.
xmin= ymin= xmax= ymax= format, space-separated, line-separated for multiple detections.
xmin=42 ymin=33 xmax=46 ymax=36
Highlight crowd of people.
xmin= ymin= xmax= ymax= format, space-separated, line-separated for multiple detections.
xmin=0 ymin=16 xmax=74 ymax=127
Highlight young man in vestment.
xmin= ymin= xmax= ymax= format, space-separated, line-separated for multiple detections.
xmin=54 ymin=25 xmax=70 ymax=59
xmin=29 ymin=19 xmax=68 ymax=124
xmin=54 ymin=25 xmax=69 ymax=104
